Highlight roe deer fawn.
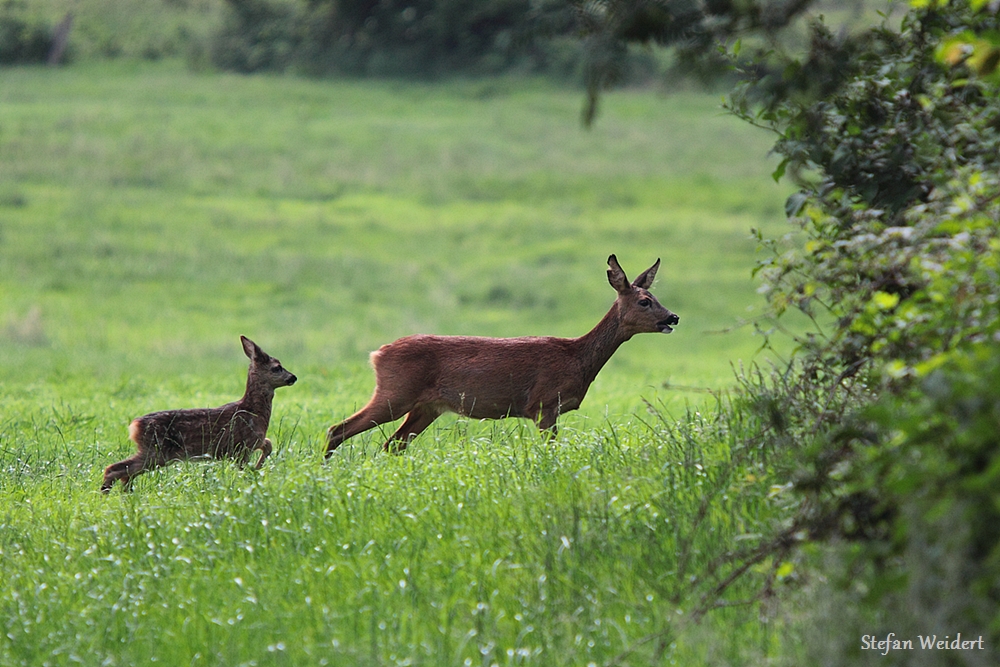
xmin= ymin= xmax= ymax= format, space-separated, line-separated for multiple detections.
xmin=101 ymin=336 xmax=297 ymax=493
xmin=325 ymin=255 xmax=678 ymax=456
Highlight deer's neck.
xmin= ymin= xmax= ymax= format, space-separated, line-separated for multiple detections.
xmin=574 ymin=303 xmax=630 ymax=383
xmin=239 ymin=374 xmax=275 ymax=428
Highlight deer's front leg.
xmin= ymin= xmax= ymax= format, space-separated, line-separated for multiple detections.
xmin=536 ymin=408 xmax=559 ymax=438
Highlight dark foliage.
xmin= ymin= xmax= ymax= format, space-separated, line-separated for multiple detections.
xmin=574 ymin=0 xmax=818 ymax=123
xmin=0 ymin=1 xmax=56 ymax=65
xmin=211 ymin=0 xmax=301 ymax=72
xmin=211 ymin=0 xmax=581 ymax=76
xmin=731 ymin=3 xmax=1000 ymax=394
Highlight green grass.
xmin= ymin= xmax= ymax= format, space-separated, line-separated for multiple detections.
xmin=1 ymin=61 xmax=786 ymax=388
xmin=3 ymin=407 xmax=782 ymax=666
xmin=0 ymin=60 xmax=793 ymax=665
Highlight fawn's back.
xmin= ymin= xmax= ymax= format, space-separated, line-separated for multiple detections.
xmin=129 ymin=401 xmax=270 ymax=461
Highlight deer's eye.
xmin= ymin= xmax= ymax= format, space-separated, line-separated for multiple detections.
xmin=638 ymin=298 xmax=651 ymax=307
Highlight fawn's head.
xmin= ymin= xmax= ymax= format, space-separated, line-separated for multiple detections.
xmin=607 ymin=254 xmax=679 ymax=336
xmin=241 ymin=335 xmax=298 ymax=389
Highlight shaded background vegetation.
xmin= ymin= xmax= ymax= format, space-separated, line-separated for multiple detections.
xmin=1 ymin=0 xmax=879 ymax=77
xmin=1 ymin=0 xmax=604 ymax=77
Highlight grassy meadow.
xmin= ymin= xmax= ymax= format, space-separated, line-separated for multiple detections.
xmin=0 ymin=61 xmax=794 ymax=665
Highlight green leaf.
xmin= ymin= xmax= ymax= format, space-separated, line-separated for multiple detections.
xmin=785 ymin=192 xmax=808 ymax=217
xmin=872 ymin=291 xmax=900 ymax=310
xmin=772 ymin=157 xmax=788 ymax=183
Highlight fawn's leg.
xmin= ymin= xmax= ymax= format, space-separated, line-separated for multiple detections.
xmin=253 ymin=438 xmax=273 ymax=469
xmin=383 ymin=406 xmax=439 ymax=454
xmin=101 ymin=453 xmax=152 ymax=493
xmin=326 ymin=396 xmax=409 ymax=457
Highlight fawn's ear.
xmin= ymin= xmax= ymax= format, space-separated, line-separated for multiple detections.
xmin=607 ymin=254 xmax=631 ymax=294
xmin=241 ymin=335 xmax=265 ymax=362
xmin=631 ymin=258 xmax=660 ymax=290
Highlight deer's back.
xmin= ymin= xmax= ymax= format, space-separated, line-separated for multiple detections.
xmin=373 ymin=334 xmax=589 ymax=418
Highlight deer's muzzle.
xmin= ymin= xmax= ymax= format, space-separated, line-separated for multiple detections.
xmin=657 ymin=313 xmax=679 ymax=334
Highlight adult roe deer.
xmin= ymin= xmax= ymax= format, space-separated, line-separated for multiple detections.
xmin=101 ymin=336 xmax=297 ymax=493
xmin=325 ymin=255 xmax=679 ymax=456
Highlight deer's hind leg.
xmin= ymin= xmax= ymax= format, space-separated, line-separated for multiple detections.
xmin=383 ymin=405 xmax=440 ymax=454
xmin=326 ymin=395 xmax=413 ymax=457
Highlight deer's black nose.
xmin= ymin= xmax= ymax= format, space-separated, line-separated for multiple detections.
xmin=666 ymin=313 xmax=679 ymax=326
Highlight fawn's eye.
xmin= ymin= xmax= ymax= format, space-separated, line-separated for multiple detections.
xmin=638 ymin=298 xmax=651 ymax=307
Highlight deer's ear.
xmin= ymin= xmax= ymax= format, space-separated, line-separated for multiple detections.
xmin=631 ymin=258 xmax=660 ymax=290
xmin=607 ymin=254 xmax=631 ymax=294
xmin=241 ymin=335 xmax=261 ymax=361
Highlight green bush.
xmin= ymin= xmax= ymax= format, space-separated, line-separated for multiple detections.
xmin=209 ymin=0 xmax=584 ymax=77
xmin=732 ymin=5 xmax=1000 ymax=388
xmin=576 ymin=0 xmax=1000 ymax=655
xmin=0 ymin=1 xmax=56 ymax=64
xmin=210 ymin=0 xmax=300 ymax=72
xmin=855 ymin=341 xmax=1000 ymax=655
xmin=722 ymin=2 xmax=1000 ymax=660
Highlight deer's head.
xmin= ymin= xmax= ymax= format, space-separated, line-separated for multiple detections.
xmin=607 ymin=255 xmax=679 ymax=336
xmin=242 ymin=335 xmax=298 ymax=388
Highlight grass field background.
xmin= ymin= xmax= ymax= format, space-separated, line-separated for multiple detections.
xmin=0 ymin=60 xmax=795 ymax=665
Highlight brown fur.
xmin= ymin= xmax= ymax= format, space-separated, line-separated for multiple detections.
xmin=101 ymin=336 xmax=297 ymax=493
xmin=325 ymin=255 xmax=678 ymax=455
